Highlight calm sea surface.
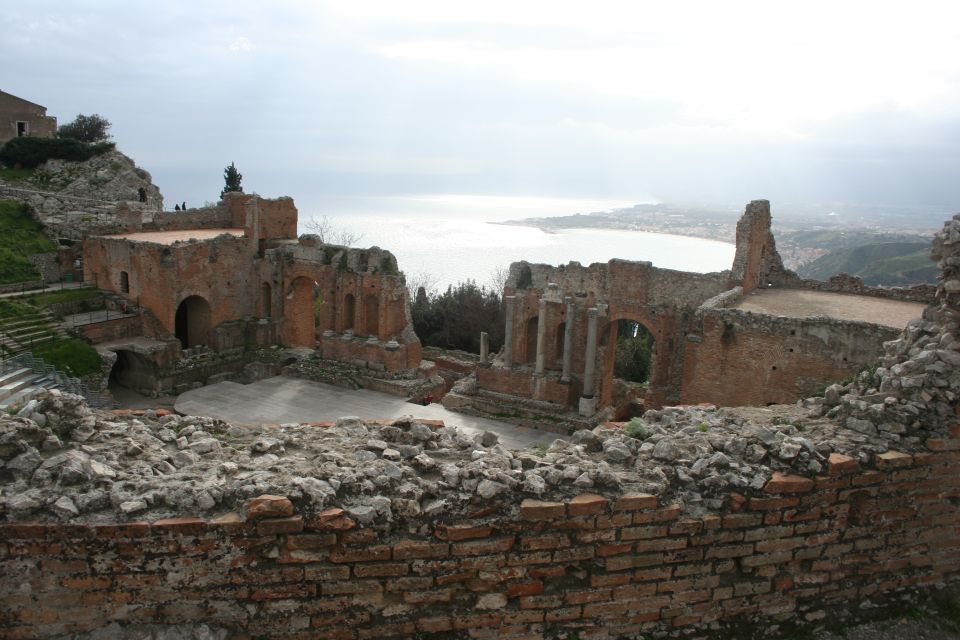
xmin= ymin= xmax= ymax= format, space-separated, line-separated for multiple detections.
xmin=300 ymin=195 xmax=735 ymax=292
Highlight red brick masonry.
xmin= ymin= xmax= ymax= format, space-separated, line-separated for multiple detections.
xmin=2 ymin=439 xmax=959 ymax=639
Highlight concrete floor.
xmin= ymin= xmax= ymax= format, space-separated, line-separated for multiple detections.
xmin=174 ymin=376 xmax=566 ymax=450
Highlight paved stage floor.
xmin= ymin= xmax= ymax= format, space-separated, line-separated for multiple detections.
xmin=175 ymin=375 xmax=565 ymax=450
xmin=734 ymin=288 xmax=926 ymax=329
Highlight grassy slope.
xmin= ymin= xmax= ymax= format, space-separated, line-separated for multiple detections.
xmin=797 ymin=242 xmax=937 ymax=286
xmin=0 ymin=200 xmax=56 ymax=284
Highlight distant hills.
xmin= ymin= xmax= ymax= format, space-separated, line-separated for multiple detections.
xmin=794 ymin=238 xmax=936 ymax=286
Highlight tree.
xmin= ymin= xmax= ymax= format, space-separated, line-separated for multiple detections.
xmin=614 ymin=320 xmax=653 ymax=383
xmin=221 ymin=162 xmax=243 ymax=198
xmin=57 ymin=114 xmax=111 ymax=143
xmin=411 ymin=280 xmax=504 ymax=353
xmin=305 ymin=215 xmax=362 ymax=246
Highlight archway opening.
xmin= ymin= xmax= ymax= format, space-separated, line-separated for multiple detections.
xmin=119 ymin=271 xmax=129 ymax=294
xmin=107 ymin=349 xmax=157 ymax=404
xmin=364 ymin=294 xmax=379 ymax=337
xmin=614 ymin=319 xmax=655 ymax=384
xmin=260 ymin=283 xmax=271 ymax=318
xmin=286 ymin=277 xmax=315 ymax=347
xmin=343 ymin=294 xmax=355 ymax=331
xmin=525 ymin=316 xmax=538 ymax=364
xmin=175 ymin=295 xmax=211 ymax=348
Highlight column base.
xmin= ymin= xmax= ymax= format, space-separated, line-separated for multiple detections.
xmin=578 ymin=396 xmax=596 ymax=417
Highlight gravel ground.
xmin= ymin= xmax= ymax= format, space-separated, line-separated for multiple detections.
xmin=817 ymin=616 xmax=959 ymax=640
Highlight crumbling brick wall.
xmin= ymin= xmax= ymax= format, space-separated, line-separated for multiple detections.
xmin=680 ymin=309 xmax=902 ymax=407
xmin=2 ymin=440 xmax=958 ymax=639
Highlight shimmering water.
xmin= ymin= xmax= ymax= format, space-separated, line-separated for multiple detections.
xmin=301 ymin=195 xmax=735 ymax=292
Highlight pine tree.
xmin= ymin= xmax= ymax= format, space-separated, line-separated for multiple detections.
xmin=221 ymin=162 xmax=243 ymax=198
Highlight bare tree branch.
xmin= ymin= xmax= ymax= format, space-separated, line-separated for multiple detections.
xmin=305 ymin=215 xmax=363 ymax=247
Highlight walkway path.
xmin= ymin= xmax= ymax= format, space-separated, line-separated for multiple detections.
xmin=175 ymin=376 xmax=566 ymax=450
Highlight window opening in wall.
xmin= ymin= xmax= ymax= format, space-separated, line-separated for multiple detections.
xmin=119 ymin=271 xmax=129 ymax=293
xmin=16 ymin=121 xmax=28 ymax=137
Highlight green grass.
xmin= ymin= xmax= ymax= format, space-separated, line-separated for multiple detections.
xmin=0 ymin=167 xmax=36 ymax=183
xmin=0 ymin=200 xmax=56 ymax=285
xmin=24 ymin=288 xmax=100 ymax=308
xmin=0 ymin=299 xmax=35 ymax=319
xmin=33 ymin=338 xmax=101 ymax=377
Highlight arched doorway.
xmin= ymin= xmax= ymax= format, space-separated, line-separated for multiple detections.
xmin=286 ymin=277 xmax=315 ymax=347
xmin=364 ymin=295 xmax=379 ymax=337
xmin=108 ymin=349 xmax=157 ymax=394
xmin=599 ymin=315 xmax=661 ymax=416
xmin=175 ymin=295 xmax=211 ymax=348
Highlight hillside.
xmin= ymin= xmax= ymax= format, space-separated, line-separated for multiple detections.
xmin=0 ymin=200 xmax=56 ymax=284
xmin=797 ymin=241 xmax=936 ymax=286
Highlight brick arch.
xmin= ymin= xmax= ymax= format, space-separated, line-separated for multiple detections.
xmin=284 ymin=276 xmax=316 ymax=347
xmin=597 ymin=307 xmax=669 ymax=409
xmin=175 ymin=295 xmax=212 ymax=349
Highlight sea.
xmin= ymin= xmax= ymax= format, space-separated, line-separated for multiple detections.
xmin=300 ymin=195 xmax=736 ymax=293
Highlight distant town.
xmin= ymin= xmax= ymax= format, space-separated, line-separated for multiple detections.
xmin=501 ymin=201 xmax=945 ymax=285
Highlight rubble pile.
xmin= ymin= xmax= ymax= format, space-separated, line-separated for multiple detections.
xmin=813 ymin=214 xmax=960 ymax=439
xmin=2 ymin=214 xmax=958 ymax=529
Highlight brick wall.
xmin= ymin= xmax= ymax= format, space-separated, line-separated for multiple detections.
xmin=75 ymin=316 xmax=142 ymax=343
xmin=3 ymin=442 xmax=959 ymax=639
xmin=681 ymin=309 xmax=900 ymax=406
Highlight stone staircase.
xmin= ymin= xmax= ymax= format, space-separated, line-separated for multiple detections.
xmin=0 ymin=309 xmax=68 ymax=357
xmin=0 ymin=353 xmax=113 ymax=411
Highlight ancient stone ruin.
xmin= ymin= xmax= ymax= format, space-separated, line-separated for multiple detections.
xmin=445 ymin=200 xmax=935 ymax=427
xmin=1 ymin=208 xmax=960 ymax=637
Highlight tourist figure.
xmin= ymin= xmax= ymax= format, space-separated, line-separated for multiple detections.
xmin=182 ymin=201 xmax=187 ymax=210
xmin=175 ymin=204 xmax=180 ymax=211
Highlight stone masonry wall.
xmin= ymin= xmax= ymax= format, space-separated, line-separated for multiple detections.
xmin=2 ymin=440 xmax=959 ymax=639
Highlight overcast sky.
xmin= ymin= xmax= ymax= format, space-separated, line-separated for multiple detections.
xmin=3 ymin=1 xmax=959 ymax=216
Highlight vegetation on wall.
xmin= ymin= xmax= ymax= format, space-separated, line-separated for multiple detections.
xmin=0 ymin=200 xmax=56 ymax=284
xmin=412 ymin=280 xmax=504 ymax=354
xmin=0 ymin=137 xmax=115 ymax=169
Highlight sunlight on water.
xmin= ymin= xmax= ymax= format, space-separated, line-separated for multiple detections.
xmin=301 ymin=195 xmax=735 ymax=292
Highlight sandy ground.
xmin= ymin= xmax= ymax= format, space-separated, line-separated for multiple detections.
xmin=734 ymin=288 xmax=926 ymax=329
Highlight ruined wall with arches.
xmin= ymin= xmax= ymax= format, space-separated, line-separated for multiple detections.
xmin=466 ymin=200 xmax=935 ymax=417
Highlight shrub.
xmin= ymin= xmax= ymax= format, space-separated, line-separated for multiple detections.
xmin=624 ymin=417 xmax=649 ymax=440
xmin=0 ymin=137 xmax=114 ymax=169
xmin=412 ymin=280 xmax=504 ymax=353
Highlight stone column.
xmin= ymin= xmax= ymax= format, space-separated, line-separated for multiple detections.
xmin=534 ymin=297 xmax=548 ymax=375
xmin=503 ymin=296 xmax=516 ymax=368
xmin=560 ymin=296 xmax=574 ymax=382
xmin=479 ymin=331 xmax=489 ymax=365
xmin=579 ymin=307 xmax=599 ymax=416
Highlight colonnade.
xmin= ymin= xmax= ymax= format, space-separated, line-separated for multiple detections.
xmin=500 ymin=292 xmax=601 ymax=416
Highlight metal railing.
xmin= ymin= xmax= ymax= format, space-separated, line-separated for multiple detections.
xmin=1 ymin=352 xmax=114 ymax=409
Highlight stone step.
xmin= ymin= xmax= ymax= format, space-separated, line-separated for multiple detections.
xmin=0 ymin=367 xmax=33 ymax=388
xmin=0 ymin=384 xmax=44 ymax=410
xmin=0 ymin=370 xmax=41 ymax=402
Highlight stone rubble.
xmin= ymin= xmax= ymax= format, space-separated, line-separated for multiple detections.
xmin=2 ymin=213 xmax=958 ymax=530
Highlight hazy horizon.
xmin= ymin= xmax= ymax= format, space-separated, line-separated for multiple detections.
xmin=3 ymin=1 xmax=959 ymax=217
